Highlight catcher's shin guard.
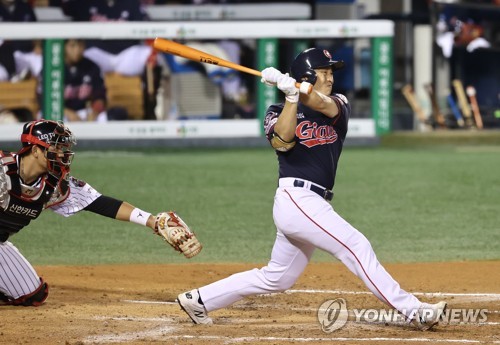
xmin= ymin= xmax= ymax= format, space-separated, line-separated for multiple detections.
xmin=0 ymin=290 xmax=10 ymax=304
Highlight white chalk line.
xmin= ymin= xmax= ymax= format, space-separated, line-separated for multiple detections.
xmin=120 ymin=300 xmax=499 ymax=326
xmin=84 ymin=316 xmax=177 ymax=344
xmin=93 ymin=316 xmax=176 ymax=322
xmin=86 ymin=315 xmax=499 ymax=344
xmin=122 ymin=289 xmax=500 ymax=306
xmin=284 ymin=289 xmax=500 ymax=298
xmin=122 ymin=299 xmax=177 ymax=305
xmin=84 ymin=325 xmax=176 ymax=344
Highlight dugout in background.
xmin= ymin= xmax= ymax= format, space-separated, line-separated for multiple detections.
xmin=431 ymin=0 xmax=500 ymax=128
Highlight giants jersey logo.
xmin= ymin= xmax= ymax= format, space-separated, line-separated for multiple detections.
xmin=296 ymin=121 xmax=338 ymax=148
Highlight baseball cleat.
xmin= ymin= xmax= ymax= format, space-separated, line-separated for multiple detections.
xmin=412 ymin=301 xmax=447 ymax=331
xmin=177 ymin=289 xmax=213 ymax=325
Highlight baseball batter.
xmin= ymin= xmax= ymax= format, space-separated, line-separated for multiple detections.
xmin=177 ymin=48 xmax=447 ymax=330
xmin=0 ymin=120 xmax=200 ymax=306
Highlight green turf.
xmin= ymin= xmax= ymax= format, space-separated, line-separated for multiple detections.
xmin=11 ymin=145 xmax=500 ymax=265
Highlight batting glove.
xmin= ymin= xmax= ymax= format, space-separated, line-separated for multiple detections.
xmin=278 ymin=73 xmax=299 ymax=103
xmin=261 ymin=67 xmax=283 ymax=86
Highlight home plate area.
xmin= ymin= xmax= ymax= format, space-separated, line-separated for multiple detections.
xmin=1 ymin=261 xmax=498 ymax=344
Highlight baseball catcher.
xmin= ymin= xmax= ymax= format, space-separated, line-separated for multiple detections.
xmin=0 ymin=120 xmax=202 ymax=307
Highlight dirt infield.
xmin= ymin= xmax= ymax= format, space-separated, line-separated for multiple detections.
xmin=1 ymin=261 xmax=499 ymax=345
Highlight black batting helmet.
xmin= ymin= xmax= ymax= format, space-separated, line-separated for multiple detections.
xmin=19 ymin=120 xmax=76 ymax=175
xmin=290 ymin=48 xmax=344 ymax=82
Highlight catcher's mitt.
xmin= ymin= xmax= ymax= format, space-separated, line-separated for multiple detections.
xmin=154 ymin=211 xmax=202 ymax=259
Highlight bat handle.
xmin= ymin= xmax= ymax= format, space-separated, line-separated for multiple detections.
xmin=296 ymin=81 xmax=313 ymax=95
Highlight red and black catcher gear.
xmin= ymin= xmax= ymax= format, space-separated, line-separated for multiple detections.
xmin=19 ymin=120 xmax=76 ymax=177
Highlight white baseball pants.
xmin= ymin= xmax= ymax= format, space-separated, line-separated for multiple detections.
xmin=0 ymin=241 xmax=41 ymax=299
xmin=199 ymin=179 xmax=422 ymax=320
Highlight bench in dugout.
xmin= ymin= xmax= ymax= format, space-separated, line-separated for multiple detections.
xmin=0 ymin=79 xmax=38 ymax=121
xmin=104 ymin=73 xmax=144 ymax=120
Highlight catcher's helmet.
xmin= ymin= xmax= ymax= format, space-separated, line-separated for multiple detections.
xmin=19 ymin=120 xmax=76 ymax=175
xmin=290 ymin=48 xmax=344 ymax=82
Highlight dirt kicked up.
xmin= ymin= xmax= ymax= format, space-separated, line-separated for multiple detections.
xmin=1 ymin=261 xmax=499 ymax=345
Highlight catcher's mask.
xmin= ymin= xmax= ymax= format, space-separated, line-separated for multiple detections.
xmin=290 ymin=48 xmax=344 ymax=83
xmin=19 ymin=120 xmax=76 ymax=176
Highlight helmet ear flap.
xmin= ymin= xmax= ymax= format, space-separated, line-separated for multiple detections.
xmin=300 ymin=70 xmax=317 ymax=86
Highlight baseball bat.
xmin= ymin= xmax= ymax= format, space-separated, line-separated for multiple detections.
xmin=153 ymin=38 xmax=312 ymax=94
xmin=466 ymin=86 xmax=484 ymax=130
xmin=401 ymin=84 xmax=431 ymax=128
xmin=452 ymin=79 xmax=473 ymax=127
xmin=446 ymin=93 xmax=465 ymax=127
xmin=424 ymin=83 xmax=447 ymax=128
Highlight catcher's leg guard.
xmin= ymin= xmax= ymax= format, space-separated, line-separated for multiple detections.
xmin=0 ymin=290 xmax=10 ymax=304
xmin=10 ymin=278 xmax=49 ymax=307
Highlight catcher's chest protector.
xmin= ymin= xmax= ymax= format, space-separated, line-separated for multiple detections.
xmin=0 ymin=151 xmax=58 ymax=241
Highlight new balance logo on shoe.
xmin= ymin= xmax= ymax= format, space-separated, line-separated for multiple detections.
xmin=177 ymin=289 xmax=213 ymax=325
